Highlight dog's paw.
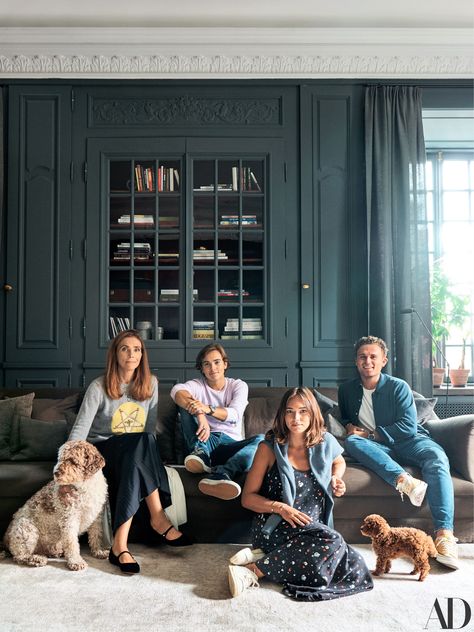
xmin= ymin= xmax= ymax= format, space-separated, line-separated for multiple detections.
xmin=15 ymin=555 xmax=48 ymax=567
xmin=66 ymin=558 xmax=88 ymax=571
xmin=91 ymin=549 xmax=109 ymax=559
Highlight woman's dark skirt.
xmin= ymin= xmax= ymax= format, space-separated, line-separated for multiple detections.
xmin=96 ymin=432 xmax=171 ymax=541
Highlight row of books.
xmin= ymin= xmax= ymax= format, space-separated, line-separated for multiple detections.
xmin=109 ymin=316 xmax=131 ymax=338
xmin=135 ymin=165 xmax=180 ymax=193
xmin=117 ymin=214 xmax=154 ymax=227
xmin=193 ymin=168 xmax=261 ymax=193
xmin=221 ymin=316 xmax=263 ymax=339
xmin=112 ymin=242 xmax=153 ymax=262
xmin=160 ymin=289 xmax=198 ymax=302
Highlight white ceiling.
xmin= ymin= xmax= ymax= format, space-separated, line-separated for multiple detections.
xmin=1 ymin=0 xmax=473 ymax=28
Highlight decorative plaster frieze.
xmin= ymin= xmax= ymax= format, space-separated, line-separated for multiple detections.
xmin=0 ymin=27 xmax=472 ymax=78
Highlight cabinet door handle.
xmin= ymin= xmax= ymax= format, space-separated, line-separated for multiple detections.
xmin=3 ymin=283 xmax=13 ymax=292
xmin=302 ymin=283 xmax=310 ymax=289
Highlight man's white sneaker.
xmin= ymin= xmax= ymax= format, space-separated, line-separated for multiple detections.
xmin=198 ymin=474 xmax=241 ymax=500
xmin=229 ymin=547 xmax=265 ymax=565
xmin=435 ymin=535 xmax=460 ymax=570
xmin=184 ymin=450 xmax=211 ymax=474
xmin=396 ymin=474 xmax=428 ymax=507
xmin=228 ymin=565 xmax=259 ymax=597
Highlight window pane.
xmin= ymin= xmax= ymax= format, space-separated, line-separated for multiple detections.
xmin=425 ymin=160 xmax=433 ymax=190
xmin=442 ymin=191 xmax=470 ymax=220
xmin=442 ymin=160 xmax=469 ymax=190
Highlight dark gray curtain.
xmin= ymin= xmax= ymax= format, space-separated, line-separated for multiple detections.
xmin=365 ymin=85 xmax=432 ymax=395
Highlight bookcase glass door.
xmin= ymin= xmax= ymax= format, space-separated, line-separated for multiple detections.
xmin=191 ymin=158 xmax=265 ymax=342
xmin=108 ymin=157 xmax=182 ymax=342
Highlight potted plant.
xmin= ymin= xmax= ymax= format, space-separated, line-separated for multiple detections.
xmin=430 ymin=262 xmax=471 ymax=387
xmin=449 ymin=338 xmax=471 ymax=387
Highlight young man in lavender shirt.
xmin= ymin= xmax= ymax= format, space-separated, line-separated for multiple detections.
xmin=170 ymin=343 xmax=263 ymax=500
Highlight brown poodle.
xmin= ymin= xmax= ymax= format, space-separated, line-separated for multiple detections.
xmin=361 ymin=514 xmax=437 ymax=581
xmin=3 ymin=441 xmax=108 ymax=571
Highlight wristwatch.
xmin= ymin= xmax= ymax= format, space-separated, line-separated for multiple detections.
xmin=208 ymin=405 xmax=216 ymax=417
xmin=368 ymin=431 xmax=375 ymax=440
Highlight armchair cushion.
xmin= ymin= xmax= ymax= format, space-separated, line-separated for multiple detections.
xmin=424 ymin=415 xmax=474 ymax=482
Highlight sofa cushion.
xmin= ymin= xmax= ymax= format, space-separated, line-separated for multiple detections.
xmin=10 ymin=415 xmax=68 ymax=461
xmin=313 ymin=389 xmax=337 ymax=415
xmin=425 ymin=415 xmax=474 ymax=483
xmin=31 ymin=393 xmax=82 ymax=421
xmin=155 ymin=393 xmax=179 ymax=463
xmin=244 ymin=397 xmax=281 ymax=437
xmin=0 ymin=393 xmax=35 ymax=460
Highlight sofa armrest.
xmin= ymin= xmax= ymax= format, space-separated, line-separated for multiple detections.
xmin=424 ymin=415 xmax=474 ymax=483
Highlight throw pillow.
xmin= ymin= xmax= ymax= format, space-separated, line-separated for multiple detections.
xmin=414 ymin=397 xmax=438 ymax=425
xmin=425 ymin=416 xmax=474 ymax=482
xmin=10 ymin=414 xmax=68 ymax=461
xmin=312 ymin=389 xmax=337 ymax=415
xmin=0 ymin=392 xmax=35 ymax=460
xmin=32 ymin=393 xmax=82 ymax=421
xmin=325 ymin=411 xmax=346 ymax=439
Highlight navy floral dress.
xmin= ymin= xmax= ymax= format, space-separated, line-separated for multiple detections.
xmin=251 ymin=463 xmax=373 ymax=601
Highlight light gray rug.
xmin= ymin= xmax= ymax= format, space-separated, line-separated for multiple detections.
xmin=1 ymin=544 xmax=472 ymax=632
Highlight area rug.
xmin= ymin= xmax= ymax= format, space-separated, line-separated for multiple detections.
xmin=1 ymin=544 xmax=472 ymax=632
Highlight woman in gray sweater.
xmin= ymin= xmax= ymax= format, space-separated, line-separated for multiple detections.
xmin=69 ymin=329 xmax=193 ymax=574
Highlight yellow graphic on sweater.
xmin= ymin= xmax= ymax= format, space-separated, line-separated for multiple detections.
xmin=111 ymin=402 xmax=146 ymax=434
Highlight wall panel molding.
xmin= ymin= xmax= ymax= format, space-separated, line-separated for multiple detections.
xmin=0 ymin=27 xmax=472 ymax=78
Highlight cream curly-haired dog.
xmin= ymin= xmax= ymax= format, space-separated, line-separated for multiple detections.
xmin=361 ymin=514 xmax=437 ymax=581
xmin=3 ymin=440 xmax=108 ymax=571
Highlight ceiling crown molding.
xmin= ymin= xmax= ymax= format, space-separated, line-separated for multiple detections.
xmin=0 ymin=27 xmax=472 ymax=78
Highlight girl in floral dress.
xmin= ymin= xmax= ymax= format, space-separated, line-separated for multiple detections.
xmin=228 ymin=387 xmax=373 ymax=600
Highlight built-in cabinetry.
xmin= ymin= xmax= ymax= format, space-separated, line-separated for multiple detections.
xmin=2 ymin=82 xmax=367 ymax=388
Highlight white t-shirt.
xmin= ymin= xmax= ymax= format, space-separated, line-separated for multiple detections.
xmin=357 ymin=387 xmax=376 ymax=433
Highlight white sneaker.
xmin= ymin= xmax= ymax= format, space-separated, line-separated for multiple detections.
xmin=228 ymin=565 xmax=259 ymax=597
xmin=198 ymin=474 xmax=241 ymax=500
xmin=396 ymin=474 xmax=428 ymax=507
xmin=435 ymin=535 xmax=460 ymax=570
xmin=229 ymin=547 xmax=265 ymax=565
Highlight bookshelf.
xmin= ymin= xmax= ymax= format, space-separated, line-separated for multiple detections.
xmin=191 ymin=158 xmax=266 ymax=342
xmin=108 ymin=158 xmax=182 ymax=341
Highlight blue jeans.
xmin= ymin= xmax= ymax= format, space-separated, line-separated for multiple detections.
xmin=179 ymin=408 xmax=263 ymax=479
xmin=344 ymin=433 xmax=454 ymax=532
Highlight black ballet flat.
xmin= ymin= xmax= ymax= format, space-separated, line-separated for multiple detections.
xmin=109 ymin=548 xmax=140 ymax=574
xmin=159 ymin=524 xmax=195 ymax=547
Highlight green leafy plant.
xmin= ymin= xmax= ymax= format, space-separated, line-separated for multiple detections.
xmin=430 ymin=262 xmax=470 ymax=368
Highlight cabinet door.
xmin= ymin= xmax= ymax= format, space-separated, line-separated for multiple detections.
xmin=4 ymin=86 xmax=72 ymax=387
xmin=186 ymin=138 xmax=287 ymax=368
xmin=300 ymin=86 xmax=366 ymax=387
xmin=84 ymin=137 xmax=186 ymax=370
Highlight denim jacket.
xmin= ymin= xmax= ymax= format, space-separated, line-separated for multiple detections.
xmin=338 ymin=373 xmax=429 ymax=446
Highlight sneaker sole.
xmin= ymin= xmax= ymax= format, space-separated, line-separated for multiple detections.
xmin=229 ymin=547 xmax=252 ymax=565
xmin=228 ymin=566 xmax=242 ymax=597
xmin=184 ymin=455 xmax=211 ymax=474
xmin=229 ymin=548 xmax=264 ymax=565
xmin=198 ymin=479 xmax=241 ymax=500
xmin=436 ymin=554 xmax=460 ymax=570
xmin=410 ymin=481 xmax=428 ymax=507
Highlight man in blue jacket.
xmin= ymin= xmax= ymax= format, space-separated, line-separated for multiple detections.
xmin=338 ymin=336 xmax=458 ymax=570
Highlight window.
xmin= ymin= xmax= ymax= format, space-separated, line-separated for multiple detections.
xmin=426 ymin=152 xmax=474 ymax=379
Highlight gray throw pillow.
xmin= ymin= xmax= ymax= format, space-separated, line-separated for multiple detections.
xmin=414 ymin=397 xmax=438 ymax=425
xmin=312 ymin=389 xmax=337 ymax=415
xmin=10 ymin=414 xmax=68 ymax=461
xmin=0 ymin=392 xmax=35 ymax=459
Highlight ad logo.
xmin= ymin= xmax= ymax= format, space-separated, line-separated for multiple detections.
xmin=425 ymin=598 xmax=472 ymax=630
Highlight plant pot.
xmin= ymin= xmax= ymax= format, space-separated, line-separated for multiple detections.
xmin=432 ymin=367 xmax=446 ymax=387
xmin=449 ymin=368 xmax=470 ymax=387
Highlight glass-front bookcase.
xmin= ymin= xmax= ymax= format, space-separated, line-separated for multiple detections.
xmin=86 ymin=136 xmax=284 ymax=362
xmin=191 ymin=158 xmax=265 ymax=342
xmin=107 ymin=157 xmax=182 ymax=342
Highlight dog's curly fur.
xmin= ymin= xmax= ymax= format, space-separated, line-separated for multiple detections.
xmin=361 ymin=514 xmax=437 ymax=581
xmin=3 ymin=441 xmax=108 ymax=571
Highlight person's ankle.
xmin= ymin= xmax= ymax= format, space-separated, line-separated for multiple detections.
xmin=435 ymin=529 xmax=454 ymax=539
xmin=246 ymin=562 xmax=264 ymax=579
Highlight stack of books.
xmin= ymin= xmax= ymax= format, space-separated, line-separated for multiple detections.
xmin=159 ymin=289 xmax=198 ymax=302
xmin=157 ymin=252 xmax=179 ymax=264
xmin=192 ymin=321 xmax=215 ymax=339
xmin=193 ymin=248 xmax=228 ymax=261
xmin=117 ymin=214 xmax=154 ymax=227
xmin=158 ymin=215 xmax=179 ymax=229
xmin=219 ymin=215 xmax=258 ymax=227
xmin=217 ymin=289 xmax=250 ymax=301
xmin=222 ymin=317 xmax=263 ymax=339
xmin=112 ymin=242 xmax=153 ymax=263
